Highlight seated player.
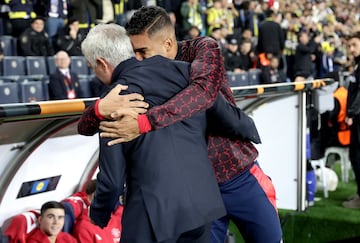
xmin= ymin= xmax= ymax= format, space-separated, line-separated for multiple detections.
xmin=26 ymin=201 xmax=77 ymax=243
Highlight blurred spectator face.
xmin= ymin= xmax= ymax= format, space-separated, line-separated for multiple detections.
xmin=210 ymin=28 xmax=222 ymax=40
xmin=270 ymin=57 xmax=279 ymax=69
xmin=348 ymin=36 xmax=360 ymax=58
xmin=240 ymin=41 xmax=251 ymax=54
xmin=228 ymin=42 xmax=238 ymax=52
xmin=220 ymin=26 xmax=228 ymax=38
xmin=299 ymin=32 xmax=309 ymax=45
xmin=188 ymin=26 xmax=200 ymax=39
xmin=69 ymin=20 xmax=80 ymax=33
xmin=39 ymin=208 xmax=65 ymax=237
xmin=249 ymin=0 xmax=257 ymax=10
xmin=55 ymin=51 xmax=71 ymax=69
xmin=32 ymin=19 xmax=45 ymax=33
xmin=213 ymin=0 xmax=222 ymax=9
xmin=242 ymin=29 xmax=252 ymax=41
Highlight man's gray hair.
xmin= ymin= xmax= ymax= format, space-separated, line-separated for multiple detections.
xmin=81 ymin=23 xmax=134 ymax=68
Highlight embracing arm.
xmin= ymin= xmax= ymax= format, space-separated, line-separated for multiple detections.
xmin=207 ymin=94 xmax=261 ymax=144
xmin=77 ymin=85 xmax=147 ymax=136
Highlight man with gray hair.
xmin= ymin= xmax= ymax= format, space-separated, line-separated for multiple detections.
xmin=81 ymin=23 xmax=227 ymax=243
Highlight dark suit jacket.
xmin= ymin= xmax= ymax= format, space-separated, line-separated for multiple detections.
xmin=90 ymin=56 xmax=226 ymax=242
xmin=48 ymin=69 xmax=82 ymax=100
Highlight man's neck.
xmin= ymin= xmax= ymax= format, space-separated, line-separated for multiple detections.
xmin=48 ymin=235 xmax=57 ymax=243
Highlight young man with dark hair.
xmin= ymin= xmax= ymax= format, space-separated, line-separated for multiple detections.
xmin=78 ymin=6 xmax=282 ymax=243
xmin=26 ymin=201 xmax=77 ymax=243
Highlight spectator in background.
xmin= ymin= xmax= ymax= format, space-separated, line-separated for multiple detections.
xmin=6 ymin=0 xmax=36 ymax=38
xmin=18 ymin=16 xmax=54 ymax=56
xmin=221 ymin=0 xmax=238 ymax=35
xmin=223 ymin=36 xmax=242 ymax=72
xmin=209 ymin=26 xmax=227 ymax=52
xmin=56 ymin=17 xmax=83 ymax=56
xmin=241 ymin=28 xmax=257 ymax=50
xmin=206 ymin=0 xmax=227 ymax=35
xmin=293 ymin=31 xmax=318 ymax=82
xmin=26 ymin=201 xmax=77 ymax=243
xmin=257 ymin=9 xmax=284 ymax=66
xmin=67 ymin=0 xmax=102 ymax=36
xmin=182 ymin=25 xmax=201 ymax=40
xmin=319 ymin=41 xmax=335 ymax=78
xmin=96 ymin=0 xmax=115 ymax=24
xmin=242 ymin=0 xmax=261 ymax=41
xmin=230 ymin=0 xmax=244 ymax=37
xmin=260 ymin=55 xmax=287 ymax=84
xmin=48 ymin=51 xmax=82 ymax=100
xmin=281 ymin=12 xmax=300 ymax=81
xmin=180 ymin=0 xmax=205 ymax=38
xmin=238 ymin=38 xmax=256 ymax=70
xmin=36 ymin=0 xmax=69 ymax=47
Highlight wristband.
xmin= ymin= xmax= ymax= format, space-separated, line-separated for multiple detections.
xmin=138 ymin=114 xmax=152 ymax=134
xmin=94 ymin=99 xmax=105 ymax=120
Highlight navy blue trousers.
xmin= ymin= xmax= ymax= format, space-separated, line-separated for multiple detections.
xmin=211 ymin=162 xmax=283 ymax=243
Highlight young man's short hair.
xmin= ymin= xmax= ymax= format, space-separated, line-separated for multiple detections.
xmin=40 ymin=201 xmax=64 ymax=215
xmin=125 ymin=6 xmax=172 ymax=37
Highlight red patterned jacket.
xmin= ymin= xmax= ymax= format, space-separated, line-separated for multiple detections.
xmin=78 ymin=36 xmax=258 ymax=183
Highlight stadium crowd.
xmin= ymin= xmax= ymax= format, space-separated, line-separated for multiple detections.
xmin=0 ymin=0 xmax=359 ymax=102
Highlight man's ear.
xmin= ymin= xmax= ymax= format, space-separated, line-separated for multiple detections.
xmin=96 ymin=58 xmax=107 ymax=71
xmin=164 ymin=37 xmax=174 ymax=52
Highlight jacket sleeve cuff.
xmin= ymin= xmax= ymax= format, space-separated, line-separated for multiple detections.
xmin=95 ymin=99 xmax=105 ymax=120
xmin=138 ymin=114 xmax=152 ymax=134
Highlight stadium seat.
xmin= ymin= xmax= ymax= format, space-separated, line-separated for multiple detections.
xmin=62 ymin=202 xmax=76 ymax=233
xmin=70 ymin=56 xmax=89 ymax=78
xmin=0 ymin=76 xmax=16 ymax=83
xmin=78 ymin=78 xmax=92 ymax=98
xmin=2 ymin=56 xmax=25 ymax=77
xmin=25 ymin=56 xmax=48 ymax=78
xmin=325 ymin=146 xmax=352 ymax=183
xmin=0 ymin=35 xmax=17 ymax=56
xmin=227 ymin=72 xmax=249 ymax=87
xmin=0 ymin=82 xmax=19 ymax=104
xmin=46 ymin=56 xmax=56 ymax=75
xmin=18 ymin=79 xmax=48 ymax=102
xmin=248 ymin=69 xmax=261 ymax=85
